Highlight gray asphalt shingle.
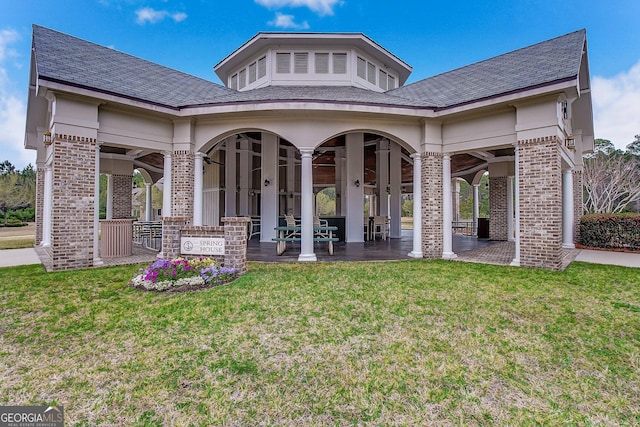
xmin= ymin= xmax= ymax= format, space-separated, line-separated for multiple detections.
xmin=32 ymin=25 xmax=586 ymax=111
xmin=388 ymin=30 xmax=586 ymax=109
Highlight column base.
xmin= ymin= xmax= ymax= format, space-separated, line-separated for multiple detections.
xmin=442 ymin=251 xmax=458 ymax=260
xmin=562 ymin=243 xmax=575 ymax=249
xmin=510 ymin=258 xmax=520 ymax=267
xmin=93 ymin=257 xmax=103 ymax=267
xmin=408 ymin=251 xmax=423 ymax=258
xmin=298 ymin=253 xmax=317 ymax=262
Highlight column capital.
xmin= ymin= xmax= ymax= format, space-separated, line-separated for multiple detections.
xmin=299 ymin=148 xmax=314 ymax=158
xmin=410 ymin=152 xmax=421 ymax=160
xmin=163 ymin=151 xmax=172 ymax=158
xmin=195 ymin=151 xmax=205 ymax=159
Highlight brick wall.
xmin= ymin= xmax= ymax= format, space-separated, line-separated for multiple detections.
xmin=489 ymin=176 xmax=508 ymax=240
xmin=421 ymin=152 xmax=443 ymax=258
xmin=518 ymin=137 xmax=563 ymax=270
xmin=35 ymin=165 xmax=45 ymax=244
xmin=50 ymin=134 xmax=97 ymax=270
xmin=112 ymin=175 xmax=133 ymax=218
xmin=171 ymin=150 xmax=194 ymax=220
xmin=573 ymin=170 xmax=583 ymax=242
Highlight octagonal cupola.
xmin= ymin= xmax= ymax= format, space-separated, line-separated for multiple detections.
xmin=214 ymin=32 xmax=413 ymax=93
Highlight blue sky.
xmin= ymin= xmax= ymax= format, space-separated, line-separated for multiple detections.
xmin=1 ymin=0 xmax=639 ymax=169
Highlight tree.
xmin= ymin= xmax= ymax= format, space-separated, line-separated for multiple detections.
xmin=583 ymin=141 xmax=640 ymax=214
xmin=0 ymin=160 xmax=16 ymax=176
xmin=626 ymin=134 xmax=640 ymax=157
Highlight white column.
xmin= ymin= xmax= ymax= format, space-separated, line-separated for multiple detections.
xmin=261 ymin=133 xmax=279 ymax=242
xmin=42 ymin=164 xmax=52 ymax=247
xmin=298 ymin=148 xmax=317 ymax=261
xmin=238 ymin=139 xmax=250 ymax=215
xmin=162 ymin=152 xmax=172 ymax=218
xmin=511 ymin=146 xmax=521 ymax=266
xmin=193 ymin=152 xmax=204 ymax=226
xmin=345 ymin=133 xmax=364 ymax=242
xmin=442 ymin=153 xmax=457 ymax=259
xmin=472 ymin=183 xmax=479 ymax=236
xmin=390 ymin=142 xmax=402 ymax=238
xmin=376 ymin=139 xmax=390 ymax=216
xmin=145 ymin=183 xmax=152 ymax=222
xmin=224 ymin=138 xmax=237 ymax=216
xmin=408 ymin=153 xmax=423 ymax=258
xmin=507 ymin=176 xmax=515 ymax=241
xmin=562 ymin=169 xmax=575 ymax=248
xmin=106 ymin=174 xmax=113 ymax=220
xmin=93 ymin=143 xmax=103 ymax=266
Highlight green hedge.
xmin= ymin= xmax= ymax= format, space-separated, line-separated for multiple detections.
xmin=579 ymin=214 xmax=640 ymax=251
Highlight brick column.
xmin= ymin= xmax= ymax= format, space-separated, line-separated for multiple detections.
xmin=518 ymin=136 xmax=563 ymax=269
xmin=35 ymin=164 xmax=45 ymax=244
xmin=112 ymin=174 xmax=133 ymax=219
xmin=573 ymin=170 xmax=583 ymax=242
xmin=421 ymin=152 xmax=443 ymax=258
xmin=162 ymin=217 xmax=189 ymax=260
xmin=222 ymin=217 xmax=250 ymax=274
xmin=489 ymin=176 xmax=508 ymax=240
xmin=50 ymin=134 xmax=97 ymax=270
xmin=171 ymin=150 xmax=194 ymax=220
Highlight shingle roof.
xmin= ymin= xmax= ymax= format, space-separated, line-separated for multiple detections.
xmin=32 ymin=25 xmax=234 ymax=109
xmin=388 ymin=30 xmax=586 ymax=109
xmin=32 ymin=25 xmax=586 ymax=111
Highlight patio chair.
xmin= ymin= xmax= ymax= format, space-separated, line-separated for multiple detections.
xmin=284 ymin=215 xmax=300 ymax=238
xmin=372 ymin=216 xmax=389 ymax=240
xmin=248 ymin=217 xmax=260 ymax=240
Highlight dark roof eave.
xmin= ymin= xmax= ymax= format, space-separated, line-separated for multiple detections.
xmin=432 ymin=76 xmax=577 ymax=112
xmin=39 ymin=75 xmax=182 ymax=111
xmin=179 ymin=97 xmax=437 ymax=111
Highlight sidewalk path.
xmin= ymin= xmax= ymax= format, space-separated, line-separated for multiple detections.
xmin=0 ymin=248 xmax=43 ymax=268
xmin=574 ymin=249 xmax=640 ymax=268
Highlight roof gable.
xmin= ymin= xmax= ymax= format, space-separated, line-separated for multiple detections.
xmin=32 ymin=25 xmax=234 ymax=109
xmin=388 ymin=29 xmax=587 ymax=109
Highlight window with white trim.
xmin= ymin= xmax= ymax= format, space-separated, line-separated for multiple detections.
xmin=230 ymin=73 xmax=238 ymax=90
xmin=248 ymin=62 xmax=257 ymax=84
xmin=276 ymin=53 xmax=290 ymax=73
xmin=294 ymin=52 xmax=308 ymax=74
xmin=367 ymin=62 xmax=376 ymax=85
xmin=258 ymin=56 xmax=267 ymax=78
xmin=388 ymin=75 xmax=396 ymax=89
xmin=378 ymin=70 xmax=388 ymax=90
xmin=238 ymin=69 xmax=246 ymax=89
xmin=315 ymin=53 xmax=329 ymax=73
xmin=357 ymin=57 xmax=366 ymax=79
xmin=333 ymin=53 xmax=346 ymax=74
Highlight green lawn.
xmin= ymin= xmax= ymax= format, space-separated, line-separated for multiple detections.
xmin=0 ymin=260 xmax=638 ymax=426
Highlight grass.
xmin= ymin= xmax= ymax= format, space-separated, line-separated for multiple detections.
xmin=0 ymin=260 xmax=638 ymax=426
xmin=0 ymin=237 xmax=35 ymax=249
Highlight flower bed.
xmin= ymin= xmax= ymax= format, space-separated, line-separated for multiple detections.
xmin=131 ymin=257 xmax=237 ymax=292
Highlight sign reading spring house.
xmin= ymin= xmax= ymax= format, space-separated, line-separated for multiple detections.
xmin=181 ymin=237 xmax=225 ymax=255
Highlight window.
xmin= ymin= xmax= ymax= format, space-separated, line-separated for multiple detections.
xmin=357 ymin=57 xmax=366 ymax=79
xmin=333 ymin=53 xmax=347 ymax=74
xmin=388 ymin=75 xmax=396 ymax=90
xmin=367 ymin=62 xmax=376 ymax=84
xmin=315 ymin=53 xmax=329 ymax=73
xmin=294 ymin=52 xmax=308 ymax=74
xmin=230 ymin=73 xmax=238 ymax=90
xmin=276 ymin=53 xmax=290 ymax=73
xmin=258 ymin=56 xmax=267 ymax=78
xmin=378 ymin=70 xmax=388 ymax=90
xmin=238 ymin=69 xmax=246 ymax=89
xmin=248 ymin=62 xmax=257 ymax=84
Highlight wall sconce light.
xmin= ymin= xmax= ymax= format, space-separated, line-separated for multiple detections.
xmin=43 ymin=130 xmax=52 ymax=146
xmin=565 ymin=135 xmax=576 ymax=149
xmin=236 ymin=185 xmax=241 ymax=192
xmin=354 ymin=179 xmax=360 ymax=188
xmin=289 ymin=193 xmax=294 ymax=199
xmin=249 ymin=190 xmax=255 ymax=197
xmin=386 ymin=185 xmax=391 ymax=194
xmin=264 ymin=179 xmax=270 ymax=187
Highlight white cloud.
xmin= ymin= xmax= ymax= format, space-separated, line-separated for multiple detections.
xmin=268 ymin=12 xmax=310 ymax=29
xmin=135 ymin=7 xmax=188 ymax=24
xmin=0 ymin=30 xmax=32 ymax=169
xmin=256 ymin=0 xmax=341 ymax=16
xmin=0 ymin=29 xmax=19 ymax=62
xmin=592 ymin=60 xmax=640 ymax=150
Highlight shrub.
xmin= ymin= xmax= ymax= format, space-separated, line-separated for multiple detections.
xmin=579 ymin=213 xmax=640 ymax=251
